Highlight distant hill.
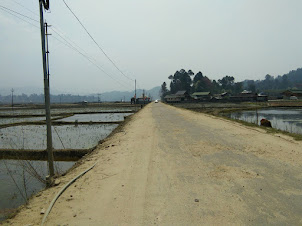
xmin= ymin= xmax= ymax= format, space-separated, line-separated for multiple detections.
xmin=0 ymin=86 xmax=62 ymax=96
xmin=242 ymin=68 xmax=302 ymax=92
xmin=0 ymin=86 xmax=161 ymax=104
xmin=100 ymin=86 xmax=160 ymax=102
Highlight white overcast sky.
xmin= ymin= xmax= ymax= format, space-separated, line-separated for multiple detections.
xmin=0 ymin=0 xmax=301 ymax=94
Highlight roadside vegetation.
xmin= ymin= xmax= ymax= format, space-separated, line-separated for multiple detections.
xmin=160 ymin=68 xmax=302 ymax=99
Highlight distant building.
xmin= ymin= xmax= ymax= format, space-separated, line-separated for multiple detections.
xmin=174 ymin=91 xmax=191 ymax=101
xmin=164 ymin=94 xmax=181 ymax=103
xmin=164 ymin=90 xmax=192 ymax=103
xmin=212 ymin=92 xmax=230 ymax=101
xmin=191 ymin=92 xmax=212 ymax=101
xmin=257 ymin=94 xmax=268 ymax=102
xmin=136 ymin=96 xmax=151 ymax=104
xmin=230 ymin=90 xmax=258 ymax=102
xmin=281 ymin=90 xmax=302 ymax=100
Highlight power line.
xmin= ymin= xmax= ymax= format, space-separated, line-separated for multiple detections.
xmin=0 ymin=4 xmax=39 ymax=22
xmin=62 ymin=0 xmax=135 ymax=82
xmin=0 ymin=4 xmax=133 ymax=91
xmin=0 ymin=5 xmax=39 ymax=28
xmin=49 ymin=29 xmax=133 ymax=90
xmin=9 ymin=0 xmax=39 ymax=17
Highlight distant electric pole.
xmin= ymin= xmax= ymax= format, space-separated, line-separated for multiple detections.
xmin=11 ymin=88 xmax=14 ymax=110
xmin=98 ymin=93 xmax=101 ymax=103
xmin=134 ymin=79 xmax=136 ymax=104
xmin=39 ymin=0 xmax=55 ymax=183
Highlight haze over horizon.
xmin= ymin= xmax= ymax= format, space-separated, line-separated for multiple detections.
xmin=1 ymin=0 xmax=301 ymax=94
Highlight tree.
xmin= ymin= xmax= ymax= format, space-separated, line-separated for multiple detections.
xmin=218 ymin=75 xmax=235 ymax=91
xmin=193 ymin=71 xmax=204 ymax=84
xmin=247 ymin=81 xmax=256 ymax=93
xmin=282 ymin=75 xmax=289 ymax=89
xmin=160 ymin=82 xmax=169 ymax=100
xmin=188 ymin=69 xmax=194 ymax=76
xmin=169 ymin=69 xmax=192 ymax=93
xmin=192 ymin=72 xmax=214 ymax=92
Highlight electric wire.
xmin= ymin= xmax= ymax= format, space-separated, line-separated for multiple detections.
xmin=9 ymin=0 xmax=39 ymax=17
xmin=0 ymin=4 xmax=133 ymax=91
xmin=62 ymin=0 xmax=135 ymax=82
xmin=0 ymin=4 xmax=39 ymax=22
xmin=0 ymin=5 xmax=39 ymax=28
xmin=49 ymin=27 xmax=128 ymax=87
xmin=50 ymin=32 xmax=132 ymax=90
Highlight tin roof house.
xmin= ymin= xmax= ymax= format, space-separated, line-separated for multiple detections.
xmin=164 ymin=90 xmax=192 ymax=103
xmin=191 ymin=92 xmax=212 ymax=101
xmin=282 ymin=90 xmax=302 ymax=100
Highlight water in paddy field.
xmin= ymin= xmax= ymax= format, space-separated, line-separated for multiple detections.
xmin=0 ymin=106 xmax=133 ymax=221
xmin=56 ymin=113 xmax=132 ymax=122
xmin=227 ymin=108 xmax=302 ymax=134
xmin=0 ymin=160 xmax=75 ymax=221
xmin=0 ymin=107 xmax=134 ymax=116
xmin=0 ymin=117 xmax=46 ymax=126
xmin=0 ymin=124 xmax=119 ymax=150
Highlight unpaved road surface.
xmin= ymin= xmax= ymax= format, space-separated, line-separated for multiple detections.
xmin=5 ymin=103 xmax=302 ymax=225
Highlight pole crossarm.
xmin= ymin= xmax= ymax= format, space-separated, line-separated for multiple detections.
xmin=40 ymin=0 xmax=49 ymax=10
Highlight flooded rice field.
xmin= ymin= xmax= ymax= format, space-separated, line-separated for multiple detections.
xmin=227 ymin=108 xmax=302 ymax=134
xmin=0 ymin=104 xmax=135 ymax=221
xmin=0 ymin=124 xmax=118 ymax=150
xmin=0 ymin=106 xmax=135 ymax=116
xmin=0 ymin=117 xmax=46 ymax=126
xmin=56 ymin=113 xmax=132 ymax=123
xmin=0 ymin=160 xmax=75 ymax=221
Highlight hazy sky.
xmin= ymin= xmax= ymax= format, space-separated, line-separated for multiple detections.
xmin=0 ymin=0 xmax=301 ymax=94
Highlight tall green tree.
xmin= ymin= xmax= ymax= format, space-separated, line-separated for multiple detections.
xmin=160 ymin=82 xmax=169 ymax=100
xmin=218 ymin=75 xmax=235 ymax=91
xmin=169 ymin=69 xmax=193 ymax=93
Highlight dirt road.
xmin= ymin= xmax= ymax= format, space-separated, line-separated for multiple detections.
xmin=6 ymin=102 xmax=302 ymax=225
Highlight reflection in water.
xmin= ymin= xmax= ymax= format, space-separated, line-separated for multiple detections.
xmin=0 ymin=107 xmax=130 ymax=221
xmin=0 ymin=160 xmax=75 ymax=221
xmin=0 ymin=124 xmax=118 ymax=150
xmin=57 ymin=113 xmax=132 ymax=122
xmin=228 ymin=108 xmax=302 ymax=134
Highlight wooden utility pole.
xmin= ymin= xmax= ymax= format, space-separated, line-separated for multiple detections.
xmin=98 ymin=93 xmax=101 ymax=103
xmin=134 ymin=79 xmax=136 ymax=104
xmin=39 ymin=0 xmax=54 ymax=183
xmin=11 ymin=88 xmax=14 ymax=110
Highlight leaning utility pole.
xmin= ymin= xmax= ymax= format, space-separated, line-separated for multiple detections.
xmin=39 ymin=0 xmax=55 ymax=183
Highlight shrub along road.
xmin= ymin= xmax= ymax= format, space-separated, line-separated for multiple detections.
xmin=6 ymin=102 xmax=302 ymax=225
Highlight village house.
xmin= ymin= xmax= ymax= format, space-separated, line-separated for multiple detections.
xmin=164 ymin=94 xmax=181 ymax=103
xmin=164 ymin=90 xmax=192 ymax=103
xmin=282 ymin=90 xmax=302 ymax=100
xmin=136 ymin=96 xmax=151 ymax=104
xmin=191 ymin=92 xmax=212 ymax=101
xmin=212 ymin=92 xmax=230 ymax=101
xmin=229 ymin=90 xmax=258 ymax=102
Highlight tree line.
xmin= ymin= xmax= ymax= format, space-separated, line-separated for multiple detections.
xmin=161 ymin=68 xmax=302 ymax=99
xmin=0 ymin=94 xmax=97 ymax=104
